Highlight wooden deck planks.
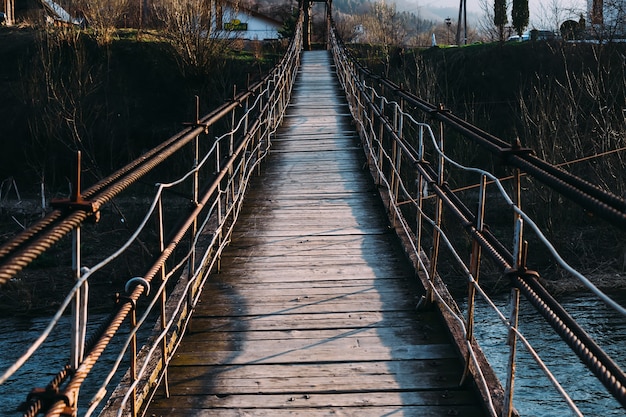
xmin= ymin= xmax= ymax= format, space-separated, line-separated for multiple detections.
xmin=145 ymin=50 xmax=484 ymax=417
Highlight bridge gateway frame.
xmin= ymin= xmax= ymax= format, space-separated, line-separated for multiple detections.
xmin=300 ymin=0 xmax=332 ymax=50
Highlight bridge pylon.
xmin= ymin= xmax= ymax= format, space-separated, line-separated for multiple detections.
xmin=300 ymin=0 xmax=332 ymax=50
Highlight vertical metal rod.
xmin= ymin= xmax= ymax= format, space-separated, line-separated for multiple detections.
xmin=191 ymin=97 xmax=200 ymax=280
xmin=130 ymin=306 xmax=137 ymax=417
xmin=468 ymin=174 xmax=487 ymax=331
xmin=244 ymin=95 xmax=250 ymax=136
xmin=230 ymin=85 xmax=236 ymax=157
xmin=416 ymin=176 xmax=424 ymax=272
xmin=157 ymin=198 xmax=170 ymax=398
xmin=513 ymin=168 xmax=524 ymax=267
xmin=462 ymin=174 xmax=487 ymax=384
xmin=190 ymin=126 xmax=199 ymax=312
xmin=71 ymin=151 xmax=87 ymax=371
xmin=377 ymin=97 xmax=385 ymax=185
xmin=216 ymin=141 xmax=223 ymax=272
xmin=428 ymin=113 xmax=445 ymax=302
xmin=70 ymin=226 xmax=83 ymax=371
xmin=390 ymin=140 xmax=398 ymax=205
xmin=394 ymin=146 xmax=402 ymax=200
xmin=256 ymin=126 xmax=263 ymax=176
xmin=416 ymin=126 xmax=425 ymax=272
xmin=504 ymin=287 xmax=520 ymax=417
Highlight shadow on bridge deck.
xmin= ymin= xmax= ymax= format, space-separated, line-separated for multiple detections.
xmin=145 ymin=50 xmax=485 ymax=416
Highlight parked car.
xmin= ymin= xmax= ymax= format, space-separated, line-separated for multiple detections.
xmin=508 ymin=29 xmax=557 ymax=42
xmin=507 ymin=32 xmax=530 ymax=42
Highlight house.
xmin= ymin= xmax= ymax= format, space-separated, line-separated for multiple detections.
xmin=214 ymin=2 xmax=283 ymax=40
xmin=2 ymin=0 xmax=83 ymax=26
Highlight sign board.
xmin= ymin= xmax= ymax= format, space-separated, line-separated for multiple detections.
xmin=224 ymin=19 xmax=248 ymax=31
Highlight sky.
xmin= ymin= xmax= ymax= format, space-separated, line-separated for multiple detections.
xmin=418 ymin=0 xmax=588 ymax=28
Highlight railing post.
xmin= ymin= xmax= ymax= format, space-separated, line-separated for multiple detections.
xmin=513 ymin=167 xmax=524 ymax=267
xmin=394 ymin=110 xmax=403 ymax=203
xmin=415 ymin=126 xmax=425 ymax=272
xmin=230 ymin=85 xmax=236 ymax=158
xmin=216 ymin=139 xmax=223 ymax=272
xmin=129 ymin=302 xmax=138 ymax=417
xmin=191 ymin=97 xmax=200 ymax=284
xmin=71 ymin=225 xmax=87 ymax=371
xmin=377 ymin=96 xmax=385 ymax=185
xmin=504 ymin=287 xmax=520 ymax=417
xmin=70 ymin=152 xmax=87 ymax=372
xmin=390 ymin=106 xmax=399 ymax=217
xmin=504 ymin=165 xmax=525 ymax=415
xmin=461 ymin=174 xmax=486 ymax=384
xmin=157 ymin=197 xmax=170 ymax=399
xmin=428 ymin=106 xmax=446 ymax=303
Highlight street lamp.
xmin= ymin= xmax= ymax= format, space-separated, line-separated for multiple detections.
xmin=444 ymin=17 xmax=452 ymax=45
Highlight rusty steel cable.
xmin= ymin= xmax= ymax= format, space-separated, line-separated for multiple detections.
xmin=351 ymin=52 xmax=626 ymax=408
xmin=44 ymin=293 xmax=139 ymax=417
xmin=19 ymin=364 xmax=72 ymax=417
xmin=18 ymin=303 xmax=129 ymax=416
xmin=513 ymin=273 xmax=626 ymax=407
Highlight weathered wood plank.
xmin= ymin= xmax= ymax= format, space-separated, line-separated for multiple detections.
xmin=150 ymin=390 xmax=472 ymax=408
xmin=184 ymin=326 xmax=443 ymax=343
xmin=188 ymin=311 xmax=422 ymax=331
xmin=172 ymin=343 xmax=457 ymax=365
xmin=161 ymin=368 xmax=462 ymax=392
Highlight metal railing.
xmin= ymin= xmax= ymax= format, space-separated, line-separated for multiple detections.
xmin=329 ymin=24 xmax=626 ymax=417
xmin=0 ymin=17 xmax=303 ymax=417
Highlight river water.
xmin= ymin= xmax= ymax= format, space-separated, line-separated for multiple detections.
xmin=0 ymin=314 xmax=134 ymax=417
xmin=468 ymin=290 xmax=626 ymax=416
xmin=0 ymin=293 xmax=625 ymax=416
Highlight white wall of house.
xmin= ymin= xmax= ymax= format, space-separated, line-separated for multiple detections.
xmin=215 ymin=7 xmax=281 ymax=40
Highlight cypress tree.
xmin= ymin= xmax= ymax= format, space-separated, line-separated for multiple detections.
xmin=494 ymin=0 xmax=507 ymax=42
xmin=512 ymin=0 xmax=529 ymax=37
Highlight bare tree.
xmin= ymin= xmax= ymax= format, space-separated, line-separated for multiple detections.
xmin=74 ymin=0 xmax=130 ymax=44
xmin=532 ymin=0 xmax=582 ymax=32
xmin=362 ymin=1 xmax=407 ymax=46
xmin=476 ymin=0 xmax=507 ymax=42
xmin=153 ymin=0 xmax=235 ymax=77
xmin=20 ymin=30 xmax=106 ymax=187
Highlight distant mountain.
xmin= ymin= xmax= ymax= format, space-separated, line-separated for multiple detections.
xmin=393 ymin=1 xmax=481 ymax=25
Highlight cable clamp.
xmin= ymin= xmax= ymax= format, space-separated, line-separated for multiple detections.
xmin=125 ymin=276 xmax=151 ymax=296
xmin=20 ymin=387 xmax=74 ymax=415
xmin=500 ymin=137 xmax=535 ymax=158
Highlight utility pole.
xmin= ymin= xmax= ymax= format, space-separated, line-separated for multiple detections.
xmin=4 ymin=0 xmax=14 ymax=26
xmin=591 ymin=0 xmax=603 ymax=25
xmin=455 ymin=0 xmax=467 ymax=45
